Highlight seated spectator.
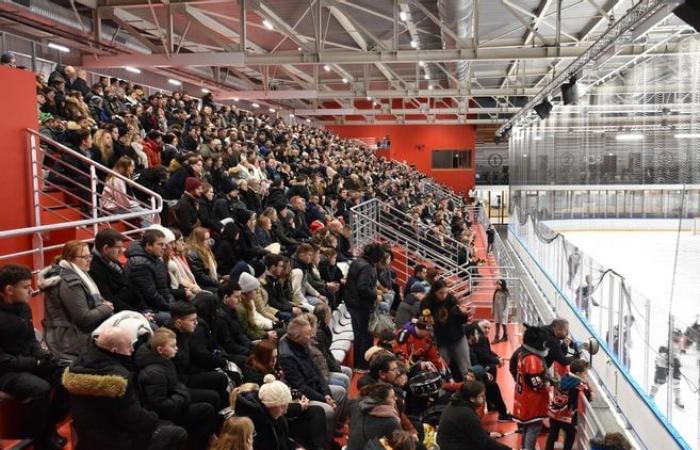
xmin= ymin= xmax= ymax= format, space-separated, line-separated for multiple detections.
xmin=347 ymin=383 xmax=402 ymax=450
xmin=164 ymin=227 xmax=202 ymax=297
xmin=165 ymin=301 xmax=229 ymax=410
xmin=186 ymin=226 xmax=220 ymax=292
xmin=216 ymin=281 xmax=253 ymax=365
xmin=236 ymin=272 xmax=278 ymax=341
xmin=40 ymin=240 xmax=114 ymax=361
xmin=403 ymin=264 xmax=427 ymax=297
xmin=243 ymin=339 xmax=279 ymax=385
xmin=590 ymin=433 xmax=632 ymax=450
xmin=255 ymin=215 xmax=274 ymax=248
xmin=394 ymin=281 xmax=428 ymax=329
xmin=236 ymin=209 xmax=269 ymax=263
xmin=394 ymin=313 xmax=449 ymax=378
xmin=313 ymin=303 xmax=353 ymax=389
xmin=197 ymin=182 xmax=223 ymax=233
xmin=125 ymin=228 xmax=177 ymax=323
xmin=367 ymin=430 xmax=417 ymax=450
xmin=62 ymin=326 xmax=187 ymax=450
xmin=290 ymin=244 xmax=326 ymax=311
xmin=209 ymin=416 xmax=254 ymax=450
xmin=135 ymin=328 xmax=217 ymax=450
xmin=213 ymin=177 xmax=245 ymax=223
xmin=102 ymin=156 xmax=158 ymax=226
xmin=278 ymin=317 xmax=347 ymax=440
xmin=437 ymin=381 xmax=511 ymax=450
xmin=262 ymin=254 xmax=302 ymax=321
xmin=89 ymin=228 xmax=149 ymax=313
xmin=214 ymin=222 xmax=242 ymax=277
xmin=173 ymin=177 xmax=203 ymax=237
xmin=0 ymin=264 xmax=69 ymax=450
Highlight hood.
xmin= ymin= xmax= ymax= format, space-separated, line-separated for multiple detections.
xmin=37 ymin=265 xmax=62 ymax=290
xmin=62 ymin=345 xmax=131 ymax=398
xmin=358 ymin=397 xmax=399 ymax=419
xmin=133 ymin=345 xmax=169 ymax=369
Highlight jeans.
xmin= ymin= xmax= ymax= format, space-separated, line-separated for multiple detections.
xmin=347 ymin=306 xmax=372 ymax=370
xmin=308 ymin=384 xmax=347 ymax=441
xmin=522 ymin=421 xmax=543 ymax=450
xmin=438 ymin=336 xmax=472 ymax=376
xmin=545 ymin=419 xmax=576 ymax=450
xmin=328 ymin=367 xmax=351 ymax=390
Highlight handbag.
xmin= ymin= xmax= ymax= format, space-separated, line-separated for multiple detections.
xmin=368 ymin=308 xmax=394 ymax=337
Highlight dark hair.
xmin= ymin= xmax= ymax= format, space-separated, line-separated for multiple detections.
xmin=358 ymin=382 xmax=394 ymax=403
xmin=363 ymin=243 xmax=386 ymax=264
xmin=425 ymin=278 xmax=449 ymax=300
xmin=193 ymin=291 xmax=218 ymax=326
xmin=67 ymin=128 xmax=92 ymax=148
xmin=414 ymin=264 xmax=426 ymax=275
xmin=551 ymin=318 xmax=569 ymax=329
xmin=94 ymin=228 xmax=126 ymax=252
xmin=313 ymin=303 xmax=331 ymax=326
xmin=369 ymin=354 xmax=398 ymax=379
xmin=246 ymin=339 xmax=277 ymax=374
xmin=455 ymin=380 xmax=485 ymax=406
xmin=384 ymin=431 xmax=417 ymax=450
xmin=218 ymin=280 xmax=242 ymax=298
xmin=570 ymin=358 xmax=589 ymax=374
xmin=170 ymin=301 xmax=196 ymax=319
xmin=141 ymin=229 xmax=165 ymax=247
xmin=163 ymin=132 xmax=177 ymax=145
xmin=0 ymin=264 xmax=32 ymax=291
xmin=264 ymin=253 xmax=286 ymax=269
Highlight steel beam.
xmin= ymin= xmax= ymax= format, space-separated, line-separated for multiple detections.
xmin=287 ymin=106 xmax=520 ymax=116
xmin=321 ymin=118 xmax=507 ymax=125
xmin=215 ymin=87 xmax=540 ymax=100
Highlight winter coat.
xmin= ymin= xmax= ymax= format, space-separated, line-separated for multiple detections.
xmin=214 ymin=238 xmax=241 ymax=277
xmin=543 ymin=324 xmax=575 ymax=368
xmin=253 ymin=280 xmax=278 ymax=321
xmin=124 ymin=242 xmax=175 ymax=312
xmin=0 ymin=301 xmax=51 ymax=375
xmin=216 ymin=306 xmax=253 ymax=358
xmin=197 ymin=197 xmax=223 ymax=233
xmin=277 ymin=336 xmax=331 ymax=402
xmin=346 ymin=397 xmax=401 ymax=450
xmin=189 ymin=318 xmax=227 ymax=371
xmin=344 ymin=257 xmax=377 ymax=311
xmin=39 ymin=265 xmax=113 ymax=361
xmin=213 ymin=194 xmax=246 ymax=223
xmin=394 ymin=294 xmax=421 ymax=328
xmin=316 ymin=323 xmax=342 ymax=373
xmin=185 ymin=250 xmax=219 ymax=292
xmin=437 ymin=397 xmax=510 ymax=450
xmin=421 ymin=294 xmax=467 ymax=346
xmin=134 ymin=345 xmax=191 ymax=422
xmin=173 ymin=193 xmax=200 ymax=237
xmin=164 ymin=165 xmax=195 ymax=200
xmin=62 ymin=343 xmax=159 ymax=450
xmin=89 ymin=252 xmax=147 ymax=312
xmin=235 ymin=390 xmax=296 ymax=450
xmin=263 ymin=274 xmax=295 ymax=313
xmin=471 ymin=332 xmax=500 ymax=369
xmin=238 ymin=228 xmax=269 ymax=262
xmin=265 ymin=187 xmax=288 ymax=211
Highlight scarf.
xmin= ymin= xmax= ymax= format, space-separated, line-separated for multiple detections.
xmin=59 ymin=259 xmax=102 ymax=303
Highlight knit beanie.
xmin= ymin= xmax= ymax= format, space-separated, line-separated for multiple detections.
xmin=185 ymin=177 xmax=202 ymax=193
xmin=147 ymin=224 xmax=176 ymax=244
xmin=258 ymin=374 xmax=292 ymax=407
xmin=238 ymin=272 xmax=260 ymax=293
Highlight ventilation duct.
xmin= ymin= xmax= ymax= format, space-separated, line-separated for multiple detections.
xmin=437 ymin=0 xmax=473 ymax=83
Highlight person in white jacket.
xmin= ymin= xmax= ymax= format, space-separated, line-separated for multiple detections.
xmin=239 ymin=272 xmax=274 ymax=331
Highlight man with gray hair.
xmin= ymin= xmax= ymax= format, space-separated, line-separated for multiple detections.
xmin=63 ymin=326 xmax=186 ymax=450
xmin=278 ymin=317 xmax=347 ymax=440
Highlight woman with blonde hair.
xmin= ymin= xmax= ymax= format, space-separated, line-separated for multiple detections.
xmin=92 ymin=128 xmax=115 ymax=167
xmin=186 ymin=226 xmax=220 ymax=292
xmin=209 ymin=416 xmax=254 ymax=450
xmin=164 ymin=228 xmax=201 ymax=297
xmin=39 ymin=240 xmax=114 ymax=361
xmin=102 ymin=156 xmax=158 ymax=226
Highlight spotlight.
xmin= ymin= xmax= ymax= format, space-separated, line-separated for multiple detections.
xmin=201 ymin=88 xmax=210 ymax=94
xmin=251 ymin=103 xmax=260 ymax=108
xmin=342 ymin=78 xmax=348 ymax=84
xmin=262 ymin=19 xmax=274 ymax=30
xmin=534 ymin=99 xmax=553 ymax=120
xmin=615 ymin=133 xmax=644 ymax=141
xmin=269 ymin=108 xmax=276 ymax=113
xmin=323 ymin=65 xmax=331 ymax=72
xmin=418 ymin=61 xmax=425 ymax=67
xmin=410 ymin=40 xmax=418 ymax=49
xmin=561 ymin=76 xmax=579 ymax=105
xmin=399 ymin=11 xmax=408 ymax=21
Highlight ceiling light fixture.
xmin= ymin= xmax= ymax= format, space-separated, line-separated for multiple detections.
xmin=323 ymin=65 xmax=331 ymax=72
xmin=423 ymin=74 xmax=429 ymax=80
xmin=675 ymin=133 xmax=700 ymax=139
xmin=342 ymin=78 xmax=348 ymax=83
xmin=289 ymin=114 xmax=295 ymax=118
xmin=615 ymin=133 xmax=644 ymax=141
xmin=251 ymin=103 xmax=260 ymax=108
xmin=233 ymin=98 xmax=239 ymax=102
xmin=262 ymin=19 xmax=274 ymax=30
xmin=410 ymin=40 xmax=418 ymax=49
xmin=168 ymin=79 xmax=182 ymax=86
xmin=48 ymin=42 xmax=70 ymax=53
xmin=418 ymin=61 xmax=425 ymax=67
xmin=201 ymin=88 xmax=210 ymax=94
xmin=399 ymin=11 xmax=408 ymax=21
xmin=269 ymin=108 xmax=276 ymax=113
xmin=124 ymin=66 xmax=141 ymax=74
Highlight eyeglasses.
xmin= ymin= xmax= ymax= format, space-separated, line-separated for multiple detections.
xmin=76 ymin=254 xmax=92 ymax=260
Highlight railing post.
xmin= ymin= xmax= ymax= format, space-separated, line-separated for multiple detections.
xmin=90 ymin=166 xmax=99 ymax=236
xmin=644 ymin=298 xmax=651 ymax=391
xmin=27 ymin=133 xmax=44 ymax=272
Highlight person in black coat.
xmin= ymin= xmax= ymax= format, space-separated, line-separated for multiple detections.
xmin=164 ymin=301 xmax=229 ymax=410
xmin=135 ymin=328 xmax=218 ymax=450
xmin=197 ymin=183 xmax=223 ymax=234
xmin=163 ymin=158 xmax=197 ymax=200
xmin=265 ymin=180 xmax=288 ymax=211
xmin=262 ymin=255 xmax=301 ymax=321
xmin=345 ymin=243 xmax=385 ymax=370
xmin=236 ymin=209 xmax=270 ymax=263
xmin=90 ymin=229 xmax=148 ymax=313
xmin=0 ymin=264 xmax=70 ymax=450
xmin=216 ymin=282 xmax=254 ymax=365
xmin=62 ymin=327 xmax=187 ymax=450
xmin=214 ymin=222 xmax=242 ymax=277
xmin=173 ymin=178 xmax=203 ymax=237
xmin=437 ymin=381 xmax=511 ymax=450
xmin=212 ymin=177 xmax=246 ymax=222
xmin=234 ymin=383 xmax=298 ymax=450
xmin=543 ymin=319 xmax=577 ymax=369
xmin=124 ymin=231 xmax=175 ymax=321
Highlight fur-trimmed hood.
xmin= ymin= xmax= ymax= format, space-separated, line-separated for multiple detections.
xmin=62 ymin=368 xmax=127 ymax=398
xmin=37 ymin=265 xmax=63 ymax=290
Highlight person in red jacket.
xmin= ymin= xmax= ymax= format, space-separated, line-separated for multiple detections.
xmin=513 ymin=324 xmax=551 ymax=450
xmin=545 ymin=358 xmax=592 ymax=450
xmin=142 ymin=130 xmax=163 ymax=167
xmin=393 ymin=309 xmax=449 ymax=377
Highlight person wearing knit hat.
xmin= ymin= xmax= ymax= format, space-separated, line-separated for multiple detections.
xmin=309 ymin=220 xmax=325 ymax=234
xmin=238 ymin=272 xmax=260 ymax=293
xmin=173 ymin=176 xmax=204 ymax=237
xmin=184 ymin=177 xmax=203 ymax=194
xmin=258 ymin=374 xmax=292 ymax=410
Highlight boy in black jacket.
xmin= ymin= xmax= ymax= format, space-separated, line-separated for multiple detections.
xmin=135 ymin=328 xmax=218 ymax=450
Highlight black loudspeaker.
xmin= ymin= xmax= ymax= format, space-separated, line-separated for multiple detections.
xmin=674 ymin=0 xmax=700 ymax=32
xmin=561 ymin=78 xmax=579 ymax=105
xmin=534 ymin=99 xmax=553 ymax=120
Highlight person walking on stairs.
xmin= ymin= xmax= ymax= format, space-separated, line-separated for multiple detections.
xmin=492 ymin=279 xmax=509 ymax=344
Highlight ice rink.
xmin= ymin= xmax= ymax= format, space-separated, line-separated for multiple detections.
xmin=557 ymin=228 xmax=700 ymax=449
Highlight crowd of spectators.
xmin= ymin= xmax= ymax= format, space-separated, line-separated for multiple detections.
xmin=0 ymin=57 xmax=633 ymax=450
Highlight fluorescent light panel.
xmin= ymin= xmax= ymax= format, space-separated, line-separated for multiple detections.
xmin=48 ymin=42 xmax=70 ymax=53
xmin=675 ymin=133 xmax=700 ymax=139
xmin=168 ymin=79 xmax=182 ymax=86
xmin=124 ymin=66 xmax=141 ymax=74
xmin=615 ymin=133 xmax=644 ymax=141
xmin=262 ymin=19 xmax=274 ymax=30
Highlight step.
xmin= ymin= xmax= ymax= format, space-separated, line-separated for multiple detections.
xmin=39 ymin=207 xmax=83 ymax=225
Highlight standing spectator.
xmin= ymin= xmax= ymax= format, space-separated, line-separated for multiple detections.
xmin=89 ymin=228 xmax=148 ymax=313
xmin=437 ymin=381 xmax=511 ymax=450
xmin=209 ymin=416 xmax=255 ymax=450
xmin=62 ymin=326 xmax=187 ymax=450
xmin=492 ymin=279 xmax=509 ymax=343
xmin=486 ymin=224 xmax=496 ymax=254
xmin=135 ymin=328 xmax=218 ymax=450
xmin=39 ymin=240 xmax=114 ymax=361
xmin=420 ymin=278 xmax=472 ymax=377
xmin=513 ymin=325 xmax=551 ymax=450
xmin=0 ymin=264 xmax=69 ymax=450
xmin=345 ymin=243 xmax=385 ymax=371
xmin=545 ymin=359 xmax=592 ymax=450
xmin=347 ymin=383 xmax=401 ymax=450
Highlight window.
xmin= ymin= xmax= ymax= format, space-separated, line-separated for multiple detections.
xmin=432 ymin=150 xmax=473 ymax=169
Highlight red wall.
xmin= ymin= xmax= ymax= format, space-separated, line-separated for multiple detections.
xmin=0 ymin=67 xmax=37 ymax=266
xmin=327 ymin=124 xmax=476 ymax=194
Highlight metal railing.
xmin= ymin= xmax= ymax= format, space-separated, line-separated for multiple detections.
xmin=0 ymin=129 xmax=163 ymax=270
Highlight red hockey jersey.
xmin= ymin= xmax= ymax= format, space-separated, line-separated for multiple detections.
xmin=513 ymin=352 xmax=551 ymax=423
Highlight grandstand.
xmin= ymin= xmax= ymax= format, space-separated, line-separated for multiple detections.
xmin=1 ymin=1 xmax=699 ymax=450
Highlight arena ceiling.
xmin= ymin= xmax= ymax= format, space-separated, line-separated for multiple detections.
xmin=0 ymin=0 xmax=696 ymax=126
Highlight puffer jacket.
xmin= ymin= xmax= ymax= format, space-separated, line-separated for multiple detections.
xmin=39 ymin=265 xmax=113 ymax=361
xmin=235 ymin=390 xmax=296 ymax=450
xmin=344 ymin=257 xmax=377 ymax=311
xmin=185 ymin=250 xmax=219 ymax=292
xmin=0 ymin=301 xmax=51 ymax=375
xmin=124 ymin=242 xmax=174 ymax=312
xmin=346 ymin=397 xmax=401 ymax=450
xmin=134 ymin=344 xmax=191 ymax=422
